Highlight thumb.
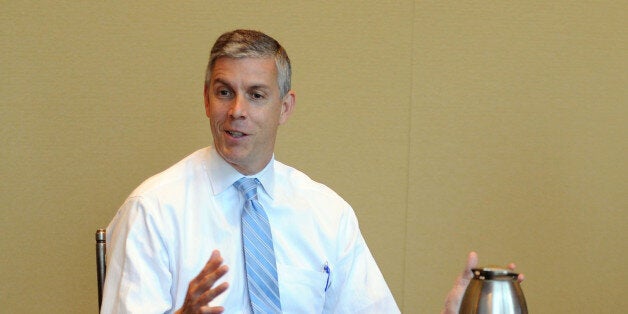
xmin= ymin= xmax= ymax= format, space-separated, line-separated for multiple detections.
xmin=459 ymin=251 xmax=478 ymax=286
xmin=442 ymin=252 xmax=479 ymax=314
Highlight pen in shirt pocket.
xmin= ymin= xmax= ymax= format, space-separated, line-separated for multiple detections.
xmin=323 ymin=261 xmax=331 ymax=291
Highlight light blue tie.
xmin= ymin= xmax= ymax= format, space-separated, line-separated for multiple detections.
xmin=234 ymin=178 xmax=281 ymax=313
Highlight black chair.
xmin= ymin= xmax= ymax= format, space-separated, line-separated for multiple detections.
xmin=95 ymin=229 xmax=106 ymax=311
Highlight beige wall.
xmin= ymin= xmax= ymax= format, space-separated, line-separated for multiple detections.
xmin=2 ymin=1 xmax=626 ymax=313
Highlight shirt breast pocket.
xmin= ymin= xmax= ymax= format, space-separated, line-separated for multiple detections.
xmin=277 ymin=263 xmax=327 ymax=314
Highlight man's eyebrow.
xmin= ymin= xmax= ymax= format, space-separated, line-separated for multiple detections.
xmin=248 ymin=84 xmax=271 ymax=91
xmin=211 ymin=77 xmax=272 ymax=93
xmin=211 ymin=77 xmax=232 ymax=87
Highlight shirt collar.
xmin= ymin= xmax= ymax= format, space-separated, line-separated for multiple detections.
xmin=205 ymin=146 xmax=275 ymax=199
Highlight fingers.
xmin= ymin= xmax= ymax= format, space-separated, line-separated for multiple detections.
xmin=442 ymin=251 xmax=478 ymax=314
xmin=178 ymin=250 xmax=230 ymax=314
xmin=464 ymin=252 xmax=478 ymax=277
xmin=467 ymin=251 xmax=479 ymax=269
xmin=198 ymin=281 xmax=229 ymax=305
xmin=507 ymin=261 xmax=525 ymax=283
xmin=507 ymin=262 xmax=517 ymax=270
xmin=201 ymin=250 xmax=225 ymax=277
xmin=198 ymin=264 xmax=229 ymax=294
xmin=192 ymin=251 xmax=228 ymax=294
xmin=458 ymin=251 xmax=478 ymax=285
xmin=199 ymin=305 xmax=225 ymax=314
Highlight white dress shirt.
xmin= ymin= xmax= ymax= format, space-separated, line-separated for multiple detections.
xmin=102 ymin=147 xmax=399 ymax=314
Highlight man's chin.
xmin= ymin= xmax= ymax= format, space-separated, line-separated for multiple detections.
xmin=215 ymin=148 xmax=247 ymax=169
xmin=216 ymin=147 xmax=245 ymax=163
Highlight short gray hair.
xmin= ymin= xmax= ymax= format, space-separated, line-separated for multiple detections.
xmin=205 ymin=29 xmax=292 ymax=98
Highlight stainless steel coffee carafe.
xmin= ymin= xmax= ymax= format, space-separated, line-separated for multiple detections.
xmin=459 ymin=267 xmax=527 ymax=314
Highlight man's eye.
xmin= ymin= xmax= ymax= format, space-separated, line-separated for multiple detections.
xmin=217 ymin=89 xmax=232 ymax=97
xmin=251 ymin=92 xmax=265 ymax=100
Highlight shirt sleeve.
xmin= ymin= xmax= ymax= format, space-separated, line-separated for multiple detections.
xmin=323 ymin=206 xmax=400 ymax=314
xmin=101 ymin=196 xmax=174 ymax=314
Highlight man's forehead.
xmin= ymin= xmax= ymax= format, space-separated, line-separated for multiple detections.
xmin=210 ymin=57 xmax=278 ymax=86
xmin=212 ymin=56 xmax=276 ymax=71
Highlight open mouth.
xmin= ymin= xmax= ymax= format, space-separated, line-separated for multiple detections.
xmin=226 ymin=130 xmax=247 ymax=138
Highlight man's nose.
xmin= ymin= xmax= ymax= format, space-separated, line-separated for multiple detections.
xmin=229 ymin=94 xmax=247 ymax=119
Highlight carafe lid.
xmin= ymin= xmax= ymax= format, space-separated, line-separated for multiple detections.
xmin=472 ymin=267 xmax=519 ymax=280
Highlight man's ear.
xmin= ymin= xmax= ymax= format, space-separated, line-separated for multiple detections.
xmin=204 ymin=84 xmax=211 ymax=118
xmin=279 ymin=90 xmax=296 ymax=125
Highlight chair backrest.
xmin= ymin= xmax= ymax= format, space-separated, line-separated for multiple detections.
xmin=95 ymin=229 xmax=107 ymax=311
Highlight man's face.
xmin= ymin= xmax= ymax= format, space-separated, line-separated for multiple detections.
xmin=205 ymin=57 xmax=295 ymax=175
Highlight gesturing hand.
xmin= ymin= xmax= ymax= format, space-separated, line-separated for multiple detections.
xmin=176 ymin=250 xmax=230 ymax=314
xmin=441 ymin=252 xmax=524 ymax=314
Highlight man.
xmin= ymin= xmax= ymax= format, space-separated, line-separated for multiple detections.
xmin=102 ymin=29 xmax=517 ymax=313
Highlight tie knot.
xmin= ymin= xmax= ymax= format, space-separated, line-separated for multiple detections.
xmin=234 ymin=177 xmax=259 ymax=201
